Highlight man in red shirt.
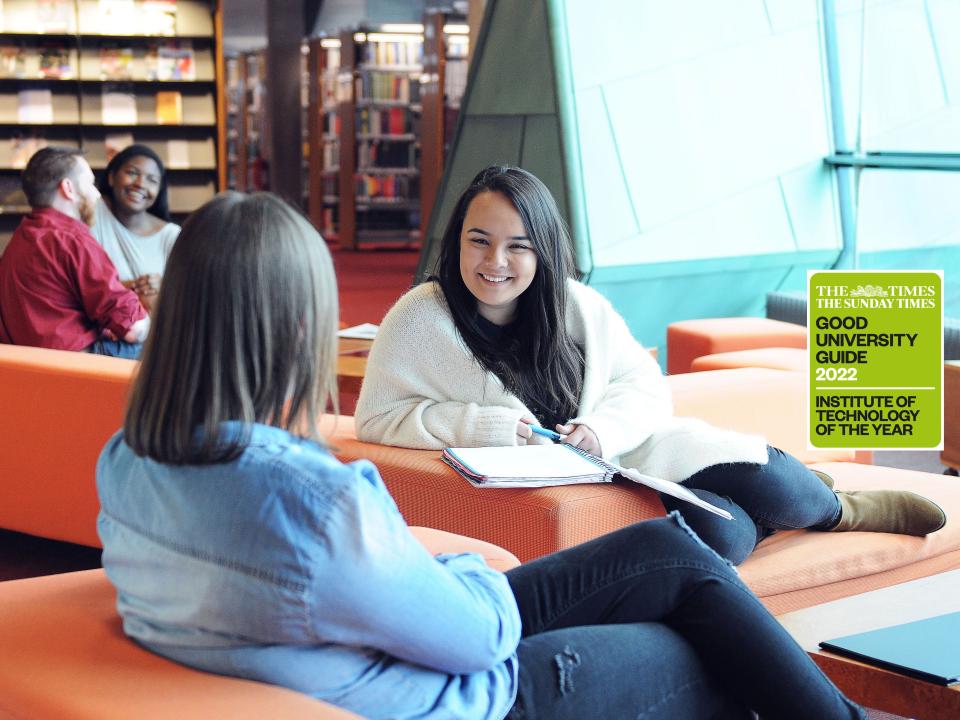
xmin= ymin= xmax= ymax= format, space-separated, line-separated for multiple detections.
xmin=0 ymin=146 xmax=149 ymax=358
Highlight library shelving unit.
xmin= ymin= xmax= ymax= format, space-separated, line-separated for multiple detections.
xmin=420 ymin=9 xmax=468 ymax=240
xmin=224 ymin=52 xmax=241 ymax=188
xmin=305 ymin=34 xmax=340 ymax=241
xmin=223 ymin=49 xmax=267 ymax=192
xmin=0 ymin=0 xmax=225 ymax=246
xmin=240 ymin=49 xmax=267 ymax=191
xmin=336 ymin=26 xmax=423 ymax=250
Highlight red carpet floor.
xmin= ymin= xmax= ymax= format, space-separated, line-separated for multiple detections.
xmin=332 ymin=246 xmax=419 ymax=327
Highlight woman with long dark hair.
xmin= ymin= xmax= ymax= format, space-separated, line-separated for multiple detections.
xmin=92 ymin=144 xmax=179 ymax=311
xmin=97 ymin=191 xmax=867 ymax=719
xmin=356 ymin=166 xmax=945 ymax=565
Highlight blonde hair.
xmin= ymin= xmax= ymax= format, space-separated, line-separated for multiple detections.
xmin=125 ymin=191 xmax=338 ymax=463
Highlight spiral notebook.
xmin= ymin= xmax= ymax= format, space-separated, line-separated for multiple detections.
xmin=442 ymin=444 xmax=733 ymax=519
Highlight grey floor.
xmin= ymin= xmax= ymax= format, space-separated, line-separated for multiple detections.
xmin=872 ymin=450 xmax=953 ymax=476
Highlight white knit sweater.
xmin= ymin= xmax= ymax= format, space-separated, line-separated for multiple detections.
xmin=355 ymin=280 xmax=768 ymax=483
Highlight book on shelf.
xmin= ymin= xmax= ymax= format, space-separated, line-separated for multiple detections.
xmin=0 ymin=45 xmax=25 ymax=79
xmin=101 ymin=87 xmax=137 ymax=125
xmin=10 ymin=135 xmax=49 ymax=169
xmin=36 ymin=0 xmax=73 ymax=33
xmin=358 ymin=107 xmax=408 ymax=135
xmin=155 ymin=90 xmax=183 ymax=124
xmin=358 ymin=72 xmax=420 ymax=103
xmin=146 ymin=41 xmax=195 ymax=81
xmin=0 ymin=174 xmax=29 ymax=209
xmin=98 ymin=0 xmax=136 ymax=29
xmin=363 ymin=39 xmax=421 ymax=66
xmin=140 ymin=0 xmax=177 ymax=36
xmin=165 ymin=138 xmax=189 ymax=169
xmin=17 ymin=89 xmax=54 ymax=124
xmin=105 ymin=132 xmax=134 ymax=162
xmin=99 ymin=46 xmax=134 ymax=81
xmin=441 ymin=444 xmax=734 ymax=518
xmin=38 ymin=42 xmax=73 ymax=80
xmin=359 ymin=173 xmax=419 ymax=201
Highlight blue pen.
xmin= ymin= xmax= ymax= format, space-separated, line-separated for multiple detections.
xmin=529 ymin=425 xmax=564 ymax=442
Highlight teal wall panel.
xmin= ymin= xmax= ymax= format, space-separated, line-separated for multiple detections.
xmin=590 ymin=261 xmax=811 ymax=364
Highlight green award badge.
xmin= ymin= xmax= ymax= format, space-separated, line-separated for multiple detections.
xmin=808 ymin=271 xmax=943 ymax=450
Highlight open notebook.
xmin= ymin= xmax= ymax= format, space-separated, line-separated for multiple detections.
xmin=442 ymin=444 xmax=733 ymax=519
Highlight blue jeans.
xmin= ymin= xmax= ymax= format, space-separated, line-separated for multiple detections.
xmin=660 ymin=446 xmax=841 ymax=565
xmin=88 ymin=338 xmax=143 ymax=359
xmin=504 ymin=515 xmax=865 ymax=720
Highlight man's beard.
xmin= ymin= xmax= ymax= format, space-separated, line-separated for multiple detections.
xmin=79 ymin=195 xmax=96 ymax=227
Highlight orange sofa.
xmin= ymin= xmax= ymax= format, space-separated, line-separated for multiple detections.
xmin=690 ymin=346 xmax=806 ymax=373
xmin=0 ymin=527 xmax=519 ymax=720
xmin=667 ymin=316 xmax=807 ymax=374
xmin=2 ymin=345 xmax=959 ymax=617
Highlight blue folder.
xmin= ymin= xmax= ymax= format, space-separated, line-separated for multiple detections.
xmin=819 ymin=611 xmax=960 ymax=686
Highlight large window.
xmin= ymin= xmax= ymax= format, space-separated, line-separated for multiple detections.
xmin=824 ymin=0 xmax=960 ymax=311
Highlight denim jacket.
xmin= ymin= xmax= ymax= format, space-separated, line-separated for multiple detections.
xmin=96 ymin=423 xmax=520 ymax=719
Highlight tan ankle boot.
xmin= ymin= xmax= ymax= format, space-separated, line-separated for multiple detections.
xmin=811 ymin=469 xmax=835 ymax=490
xmin=831 ymin=490 xmax=946 ymax=537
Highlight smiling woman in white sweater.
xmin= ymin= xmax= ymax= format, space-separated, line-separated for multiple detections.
xmin=92 ymin=144 xmax=180 ymax=313
xmin=355 ymin=166 xmax=945 ymax=564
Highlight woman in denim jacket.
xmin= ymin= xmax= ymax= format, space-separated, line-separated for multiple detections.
xmin=96 ymin=192 xmax=866 ymax=719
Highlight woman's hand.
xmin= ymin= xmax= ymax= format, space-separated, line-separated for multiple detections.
xmin=516 ymin=416 xmax=535 ymax=445
xmin=130 ymin=273 xmax=161 ymax=313
xmin=557 ymin=423 xmax=602 ymax=456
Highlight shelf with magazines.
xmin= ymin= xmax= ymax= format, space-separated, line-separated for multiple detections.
xmin=306 ymin=34 xmax=340 ymax=241
xmin=336 ymin=26 xmax=423 ymax=250
xmin=0 ymin=0 xmax=224 ymax=225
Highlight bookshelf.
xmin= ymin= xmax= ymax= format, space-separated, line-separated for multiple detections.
xmin=306 ymin=35 xmax=340 ymax=241
xmin=420 ymin=10 xmax=468 ymax=241
xmin=336 ymin=27 xmax=423 ymax=250
xmin=0 ymin=0 xmax=224 ymax=237
xmin=224 ymin=52 xmax=240 ymax=188
xmin=241 ymin=49 xmax=267 ymax=191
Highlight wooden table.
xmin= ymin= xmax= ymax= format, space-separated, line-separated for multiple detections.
xmin=943 ymin=361 xmax=960 ymax=473
xmin=778 ymin=570 xmax=960 ymax=720
xmin=337 ymin=338 xmax=373 ymax=395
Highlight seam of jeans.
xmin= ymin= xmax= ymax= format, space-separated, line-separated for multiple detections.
xmin=668 ymin=510 xmax=740 ymax=572
xmin=634 ymin=675 xmax=712 ymax=719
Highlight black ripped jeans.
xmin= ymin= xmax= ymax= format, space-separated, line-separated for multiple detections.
xmin=503 ymin=515 xmax=866 ymax=720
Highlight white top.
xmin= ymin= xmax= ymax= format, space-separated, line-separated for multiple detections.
xmin=91 ymin=200 xmax=180 ymax=281
xmin=355 ymin=280 xmax=769 ymax=483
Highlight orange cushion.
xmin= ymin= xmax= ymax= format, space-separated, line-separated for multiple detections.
xmin=668 ymin=367 xmax=853 ymax=464
xmin=0 ymin=345 xmax=136 ymax=546
xmin=0 ymin=569 xmax=361 ymax=719
xmin=690 ymin=347 xmax=806 ymax=373
xmin=667 ymin=317 xmax=807 ymax=374
xmin=325 ymin=415 xmax=664 ymax=564
xmin=409 ymin=525 xmax=520 ymax=572
xmin=743 ymin=462 xmax=960 ymax=614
